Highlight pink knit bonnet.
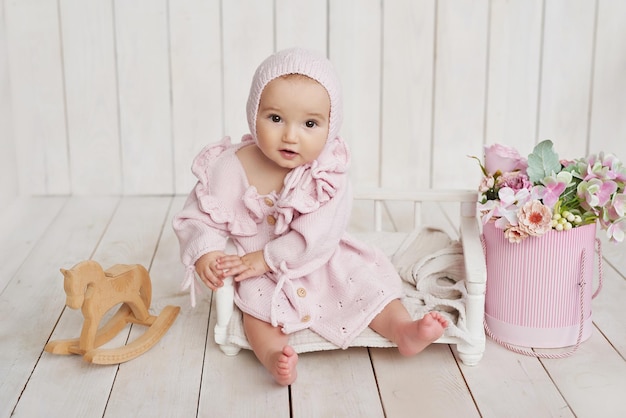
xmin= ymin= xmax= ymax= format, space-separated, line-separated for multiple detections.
xmin=246 ymin=48 xmax=343 ymax=143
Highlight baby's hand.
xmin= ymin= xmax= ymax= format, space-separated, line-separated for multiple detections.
xmin=216 ymin=250 xmax=270 ymax=283
xmin=195 ymin=251 xmax=227 ymax=291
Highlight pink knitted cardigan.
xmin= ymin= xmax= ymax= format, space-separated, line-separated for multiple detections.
xmin=172 ymin=134 xmax=404 ymax=348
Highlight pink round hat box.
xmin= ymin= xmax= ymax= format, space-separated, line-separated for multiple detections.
xmin=483 ymin=221 xmax=598 ymax=348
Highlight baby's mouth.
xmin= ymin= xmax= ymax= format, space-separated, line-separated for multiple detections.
xmin=280 ymin=149 xmax=298 ymax=159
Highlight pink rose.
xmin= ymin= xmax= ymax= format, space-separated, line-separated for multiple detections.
xmin=495 ymin=171 xmax=531 ymax=192
xmin=484 ymin=144 xmax=527 ymax=174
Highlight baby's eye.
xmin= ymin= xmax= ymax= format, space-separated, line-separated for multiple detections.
xmin=270 ymin=114 xmax=281 ymax=123
xmin=305 ymin=120 xmax=317 ymax=128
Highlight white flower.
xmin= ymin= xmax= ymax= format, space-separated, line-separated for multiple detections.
xmin=504 ymin=225 xmax=529 ymax=243
xmin=517 ymin=200 xmax=552 ymax=236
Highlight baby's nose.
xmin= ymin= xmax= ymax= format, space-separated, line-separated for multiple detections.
xmin=283 ymin=125 xmax=298 ymax=142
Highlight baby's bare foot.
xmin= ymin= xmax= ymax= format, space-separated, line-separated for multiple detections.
xmin=397 ymin=311 xmax=448 ymax=356
xmin=271 ymin=345 xmax=298 ymax=386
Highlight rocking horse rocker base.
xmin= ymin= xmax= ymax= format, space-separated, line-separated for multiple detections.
xmin=45 ymin=261 xmax=180 ymax=365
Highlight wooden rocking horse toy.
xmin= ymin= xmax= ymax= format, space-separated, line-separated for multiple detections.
xmin=45 ymin=260 xmax=180 ymax=365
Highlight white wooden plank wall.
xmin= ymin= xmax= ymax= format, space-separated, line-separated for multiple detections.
xmin=1 ymin=0 xmax=625 ymax=198
xmin=0 ymin=0 xmax=16 ymax=213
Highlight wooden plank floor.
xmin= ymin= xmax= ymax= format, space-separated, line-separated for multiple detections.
xmin=1 ymin=196 xmax=625 ymax=418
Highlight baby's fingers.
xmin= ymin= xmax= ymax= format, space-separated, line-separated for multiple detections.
xmin=233 ymin=268 xmax=257 ymax=283
xmin=216 ymin=255 xmax=243 ymax=269
xmin=218 ymin=264 xmax=249 ymax=279
xmin=199 ymin=269 xmax=223 ymax=291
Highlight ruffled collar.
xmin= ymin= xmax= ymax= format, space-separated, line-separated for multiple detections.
xmin=270 ymin=135 xmax=349 ymax=234
xmin=193 ymin=134 xmax=350 ymax=237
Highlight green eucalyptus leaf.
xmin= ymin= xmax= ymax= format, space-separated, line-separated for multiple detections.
xmin=527 ymin=140 xmax=561 ymax=183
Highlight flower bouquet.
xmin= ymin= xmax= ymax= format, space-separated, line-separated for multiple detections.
xmin=471 ymin=140 xmax=626 ymax=244
xmin=473 ymin=140 xmax=625 ymax=351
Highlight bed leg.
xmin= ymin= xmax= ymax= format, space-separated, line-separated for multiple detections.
xmin=214 ymin=277 xmax=241 ymax=356
xmin=456 ymin=290 xmax=485 ymax=366
xmin=456 ymin=343 xmax=485 ymax=366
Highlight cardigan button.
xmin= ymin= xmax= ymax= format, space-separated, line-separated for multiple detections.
xmin=267 ymin=215 xmax=276 ymax=225
xmin=264 ymin=197 xmax=274 ymax=207
xmin=296 ymin=288 xmax=307 ymax=297
xmin=301 ymin=315 xmax=311 ymax=323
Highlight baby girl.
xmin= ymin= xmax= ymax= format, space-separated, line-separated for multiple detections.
xmin=173 ymin=48 xmax=447 ymax=385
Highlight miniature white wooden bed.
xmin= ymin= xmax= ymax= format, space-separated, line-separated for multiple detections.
xmin=213 ymin=188 xmax=486 ymax=366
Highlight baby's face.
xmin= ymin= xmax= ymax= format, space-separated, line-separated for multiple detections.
xmin=255 ymin=75 xmax=330 ymax=169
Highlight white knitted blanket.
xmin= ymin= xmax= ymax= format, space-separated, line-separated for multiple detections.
xmin=219 ymin=227 xmax=471 ymax=353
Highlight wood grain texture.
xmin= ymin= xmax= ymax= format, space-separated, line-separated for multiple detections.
xmin=329 ymin=0 xmax=382 ymax=188
xmin=292 ymin=348 xmax=385 ymax=418
xmin=459 ymin=340 xmax=574 ymax=417
xmin=104 ymin=197 xmax=212 ymax=417
xmin=0 ymin=197 xmax=66 ymax=293
xmin=371 ymin=345 xmax=480 ymax=418
xmin=537 ymin=0 xmax=596 ymax=153
xmin=114 ymin=0 xmax=173 ymax=195
xmin=5 ymin=0 xmax=69 ymax=195
xmin=431 ymin=0 xmax=489 ymax=189
xmin=588 ymin=0 xmax=626 ymax=159
xmin=1 ymin=195 xmax=625 ymax=417
xmin=0 ymin=197 xmax=119 ymax=417
xmin=60 ymin=0 xmax=121 ymax=195
xmin=381 ymin=0 xmax=435 ymax=189
xmin=12 ymin=197 xmax=171 ymax=417
xmin=0 ymin=0 xmax=17 ymax=208
xmin=169 ymin=0 xmax=224 ymax=194
xmin=275 ymin=0 xmax=327 ymax=53
xmin=199 ymin=296 xmax=290 ymax=417
xmin=485 ymin=0 xmax=543 ymax=154
xmin=3 ymin=0 xmax=625 ymax=196
xmin=221 ymin=0 xmax=274 ymax=142
xmin=585 ymin=262 xmax=626 ymax=363
xmin=536 ymin=330 xmax=626 ymax=417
